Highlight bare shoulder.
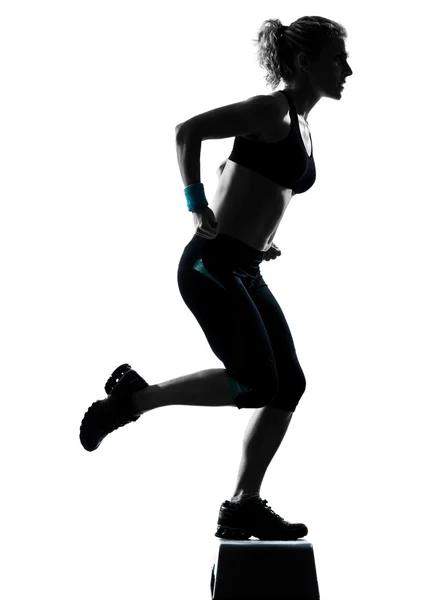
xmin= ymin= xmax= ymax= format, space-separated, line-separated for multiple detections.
xmin=245 ymin=91 xmax=290 ymax=142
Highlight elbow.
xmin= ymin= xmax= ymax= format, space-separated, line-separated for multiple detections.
xmin=175 ymin=120 xmax=201 ymax=142
xmin=175 ymin=121 xmax=191 ymax=139
xmin=175 ymin=123 xmax=184 ymax=143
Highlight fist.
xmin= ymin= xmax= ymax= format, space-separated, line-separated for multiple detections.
xmin=263 ymin=243 xmax=281 ymax=261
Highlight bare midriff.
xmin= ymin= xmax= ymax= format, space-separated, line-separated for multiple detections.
xmin=210 ymin=160 xmax=293 ymax=253
xmin=208 ymin=91 xmax=310 ymax=253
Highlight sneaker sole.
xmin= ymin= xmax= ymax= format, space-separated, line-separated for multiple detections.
xmin=80 ymin=398 xmax=109 ymax=452
xmin=215 ymin=525 xmax=251 ymax=540
xmin=215 ymin=523 xmax=306 ymax=541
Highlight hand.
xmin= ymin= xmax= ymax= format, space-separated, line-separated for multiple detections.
xmin=192 ymin=206 xmax=219 ymax=240
xmin=263 ymin=242 xmax=281 ymax=261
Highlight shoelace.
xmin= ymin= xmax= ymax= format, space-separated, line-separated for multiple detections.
xmin=259 ymin=499 xmax=283 ymax=520
xmin=259 ymin=499 xmax=296 ymax=527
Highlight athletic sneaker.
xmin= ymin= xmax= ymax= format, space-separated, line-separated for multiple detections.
xmin=79 ymin=367 xmax=149 ymax=452
xmin=215 ymin=496 xmax=308 ymax=541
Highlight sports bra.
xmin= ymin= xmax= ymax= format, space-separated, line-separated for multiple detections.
xmin=228 ymin=90 xmax=316 ymax=195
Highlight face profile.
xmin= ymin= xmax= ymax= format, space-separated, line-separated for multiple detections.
xmin=305 ymin=38 xmax=353 ymax=99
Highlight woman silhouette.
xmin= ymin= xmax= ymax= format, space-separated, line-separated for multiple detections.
xmin=80 ymin=15 xmax=353 ymax=541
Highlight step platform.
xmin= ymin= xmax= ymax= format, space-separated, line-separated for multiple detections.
xmin=210 ymin=538 xmax=320 ymax=599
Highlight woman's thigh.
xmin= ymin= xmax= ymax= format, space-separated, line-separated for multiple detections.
xmin=248 ymin=275 xmax=307 ymax=412
xmin=177 ymin=235 xmax=278 ymax=406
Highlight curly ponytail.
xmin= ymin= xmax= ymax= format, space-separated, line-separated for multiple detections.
xmin=253 ymin=16 xmax=347 ymax=90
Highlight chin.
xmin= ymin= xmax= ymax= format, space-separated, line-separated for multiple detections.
xmin=321 ymin=87 xmax=341 ymax=100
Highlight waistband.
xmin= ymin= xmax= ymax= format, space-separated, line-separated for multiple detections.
xmin=191 ymin=232 xmax=264 ymax=267
xmin=206 ymin=233 xmax=264 ymax=260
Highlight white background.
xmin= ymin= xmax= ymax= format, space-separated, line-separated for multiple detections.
xmin=1 ymin=1 xmax=447 ymax=599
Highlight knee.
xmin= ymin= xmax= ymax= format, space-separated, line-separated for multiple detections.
xmin=297 ymin=371 xmax=307 ymax=398
xmin=269 ymin=369 xmax=306 ymax=413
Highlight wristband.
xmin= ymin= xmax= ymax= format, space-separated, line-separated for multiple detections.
xmin=184 ymin=182 xmax=209 ymax=212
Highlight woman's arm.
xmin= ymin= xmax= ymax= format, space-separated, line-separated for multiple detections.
xmin=175 ymin=125 xmax=202 ymax=187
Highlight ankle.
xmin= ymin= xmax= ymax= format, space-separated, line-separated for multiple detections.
xmin=230 ymin=491 xmax=261 ymax=504
xmin=132 ymin=386 xmax=153 ymax=415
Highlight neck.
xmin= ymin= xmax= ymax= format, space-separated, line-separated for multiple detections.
xmin=282 ymin=83 xmax=319 ymax=123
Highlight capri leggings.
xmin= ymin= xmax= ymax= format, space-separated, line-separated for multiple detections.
xmin=177 ymin=232 xmax=306 ymax=412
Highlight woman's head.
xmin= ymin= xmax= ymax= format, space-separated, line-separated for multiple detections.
xmin=253 ymin=16 xmax=351 ymax=95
